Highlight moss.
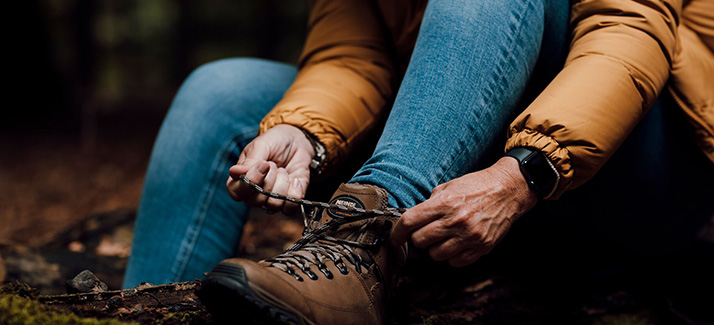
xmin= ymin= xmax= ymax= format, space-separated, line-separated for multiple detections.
xmin=0 ymin=281 xmax=40 ymax=299
xmin=421 ymin=315 xmax=451 ymax=325
xmin=0 ymin=292 xmax=135 ymax=325
xmin=590 ymin=311 xmax=656 ymax=325
xmin=155 ymin=310 xmax=202 ymax=325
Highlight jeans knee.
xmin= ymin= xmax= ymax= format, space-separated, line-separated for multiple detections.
xmin=179 ymin=58 xmax=271 ymax=101
xmin=426 ymin=0 xmax=543 ymax=27
xmin=166 ymin=57 xmax=293 ymax=129
xmin=188 ymin=57 xmax=270 ymax=83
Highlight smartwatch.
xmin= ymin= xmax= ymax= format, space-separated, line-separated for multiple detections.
xmin=504 ymin=147 xmax=560 ymax=199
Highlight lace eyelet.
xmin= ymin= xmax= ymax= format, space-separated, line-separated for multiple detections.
xmin=302 ymin=267 xmax=319 ymax=280
xmin=318 ymin=263 xmax=333 ymax=279
xmin=286 ymin=268 xmax=304 ymax=282
xmin=335 ymin=261 xmax=349 ymax=275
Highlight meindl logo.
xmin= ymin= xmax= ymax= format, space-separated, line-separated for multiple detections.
xmin=327 ymin=195 xmax=365 ymax=218
xmin=334 ymin=199 xmax=357 ymax=209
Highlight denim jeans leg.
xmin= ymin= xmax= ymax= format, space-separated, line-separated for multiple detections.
xmin=123 ymin=58 xmax=297 ymax=288
xmin=351 ymin=0 xmax=569 ymax=208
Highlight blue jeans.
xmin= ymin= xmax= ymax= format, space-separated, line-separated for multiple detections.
xmin=123 ymin=0 xmax=713 ymax=288
xmin=123 ymin=59 xmax=299 ymax=288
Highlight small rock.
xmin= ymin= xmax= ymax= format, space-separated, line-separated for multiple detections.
xmin=66 ymin=270 xmax=109 ymax=293
xmin=134 ymin=282 xmax=155 ymax=291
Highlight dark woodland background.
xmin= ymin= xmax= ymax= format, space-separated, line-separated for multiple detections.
xmin=2 ymin=0 xmax=307 ymax=247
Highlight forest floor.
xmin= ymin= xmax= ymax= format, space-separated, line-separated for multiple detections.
xmin=1 ymin=121 xmax=713 ymax=324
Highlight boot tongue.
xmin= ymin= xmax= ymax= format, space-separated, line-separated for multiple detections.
xmin=311 ymin=183 xmax=388 ymax=226
xmin=308 ymin=183 xmax=391 ymax=245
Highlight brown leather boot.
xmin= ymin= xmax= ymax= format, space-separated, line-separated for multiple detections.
xmin=199 ymin=183 xmax=407 ymax=324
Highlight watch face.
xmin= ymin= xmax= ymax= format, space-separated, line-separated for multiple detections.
xmin=523 ymin=152 xmax=557 ymax=196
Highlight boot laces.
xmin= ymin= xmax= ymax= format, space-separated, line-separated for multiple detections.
xmin=264 ymin=207 xmax=393 ymax=282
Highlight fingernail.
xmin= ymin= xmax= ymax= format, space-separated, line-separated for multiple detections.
xmin=292 ymin=178 xmax=301 ymax=189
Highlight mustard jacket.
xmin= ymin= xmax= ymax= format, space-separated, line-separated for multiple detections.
xmin=260 ymin=0 xmax=714 ymax=199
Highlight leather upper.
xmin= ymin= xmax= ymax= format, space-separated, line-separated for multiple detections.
xmin=259 ymin=0 xmax=714 ymax=199
xmin=222 ymin=183 xmax=407 ymax=324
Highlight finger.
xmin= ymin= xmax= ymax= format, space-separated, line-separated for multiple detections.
xmin=448 ymin=249 xmax=484 ymax=268
xmin=390 ymin=201 xmax=443 ymax=247
xmin=427 ymin=238 xmax=462 ymax=261
xmin=226 ymin=161 xmax=270 ymax=202
xmin=283 ymin=177 xmax=305 ymax=216
xmin=410 ymin=219 xmax=450 ymax=249
xmin=261 ymin=161 xmax=279 ymax=190
xmin=230 ymin=142 xmax=270 ymax=179
xmin=265 ymin=168 xmax=290 ymax=211
xmin=226 ymin=177 xmax=240 ymax=201
xmin=242 ymin=161 xmax=271 ymax=205
xmin=251 ymin=162 xmax=278 ymax=207
xmin=236 ymin=150 xmax=247 ymax=165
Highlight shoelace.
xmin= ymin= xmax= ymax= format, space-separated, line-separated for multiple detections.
xmin=236 ymin=175 xmax=406 ymax=217
xmin=237 ymin=175 xmax=405 ymax=281
xmin=265 ymin=209 xmax=394 ymax=281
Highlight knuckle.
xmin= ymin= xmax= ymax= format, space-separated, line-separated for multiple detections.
xmin=445 ymin=193 xmax=465 ymax=206
xmin=433 ymin=200 xmax=449 ymax=211
xmin=411 ymin=234 xmax=427 ymax=249
xmin=400 ymin=215 xmax=416 ymax=229
xmin=449 ymin=259 xmax=466 ymax=268
xmin=434 ymin=194 xmax=459 ymax=211
xmin=481 ymin=238 xmax=497 ymax=252
xmin=470 ymin=231 xmax=485 ymax=242
xmin=444 ymin=214 xmax=468 ymax=228
xmin=429 ymin=248 xmax=445 ymax=261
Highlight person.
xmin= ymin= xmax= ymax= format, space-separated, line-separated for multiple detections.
xmin=124 ymin=0 xmax=714 ymax=323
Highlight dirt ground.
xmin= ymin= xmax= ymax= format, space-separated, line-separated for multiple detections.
xmin=0 ymin=123 xmax=151 ymax=248
xmin=1 ymin=122 xmax=713 ymax=324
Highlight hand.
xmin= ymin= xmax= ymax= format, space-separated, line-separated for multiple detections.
xmin=226 ymin=124 xmax=315 ymax=215
xmin=390 ymin=157 xmax=538 ymax=267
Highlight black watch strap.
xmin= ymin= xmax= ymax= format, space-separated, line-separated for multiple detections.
xmin=504 ymin=147 xmax=560 ymax=199
xmin=301 ymin=129 xmax=326 ymax=175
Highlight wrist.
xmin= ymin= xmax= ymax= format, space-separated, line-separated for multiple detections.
xmin=274 ymin=124 xmax=325 ymax=175
xmin=299 ymin=128 xmax=326 ymax=175
xmin=504 ymin=147 xmax=559 ymax=199
xmin=494 ymin=157 xmax=538 ymax=210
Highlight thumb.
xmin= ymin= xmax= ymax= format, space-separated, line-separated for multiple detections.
xmin=229 ymin=164 xmax=251 ymax=179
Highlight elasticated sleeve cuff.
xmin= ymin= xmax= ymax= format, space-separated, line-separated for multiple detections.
xmin=505 ymin=129 xmax=574 ymax=200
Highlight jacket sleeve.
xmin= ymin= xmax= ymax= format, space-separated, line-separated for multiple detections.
xmin=505 ymin=0 xmax=681 ymax=199
xmin=259 ymin=0 xmax=395 ymax=172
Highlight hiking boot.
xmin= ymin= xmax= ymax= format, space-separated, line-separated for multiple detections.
xmin=198 ymin=183 xmax=407 ymax=324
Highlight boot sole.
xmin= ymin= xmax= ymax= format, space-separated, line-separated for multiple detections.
xmin=199 ymin=262 xmax=309 ymax=324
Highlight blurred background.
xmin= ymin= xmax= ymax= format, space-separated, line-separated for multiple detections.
xmin=1 ymin=0 xmax=307 ymax=291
